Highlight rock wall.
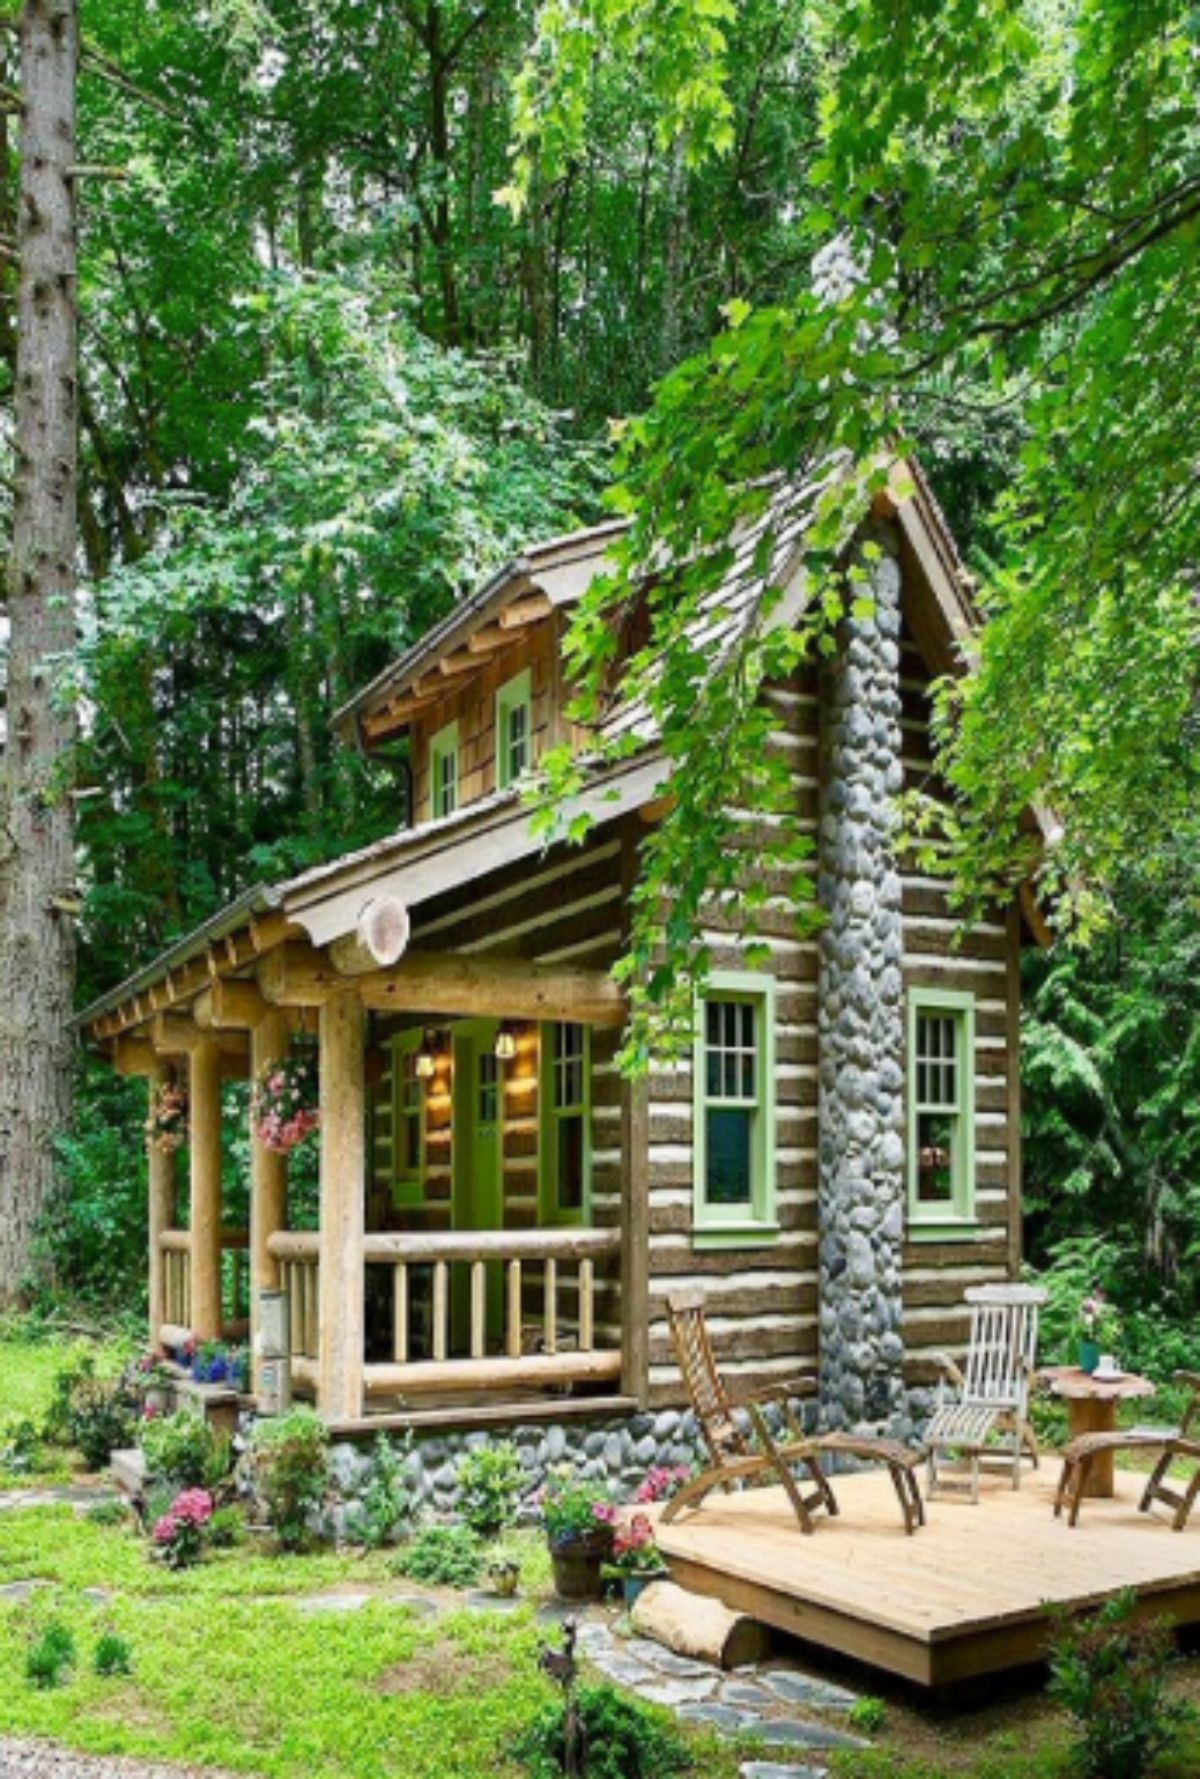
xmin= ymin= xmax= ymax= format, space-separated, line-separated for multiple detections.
xmin=816 ymin=529 xmax=910 ymax=1436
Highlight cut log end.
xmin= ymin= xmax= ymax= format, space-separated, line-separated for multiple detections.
xmin=630 ymin=1579 xmax=772 ymax=1670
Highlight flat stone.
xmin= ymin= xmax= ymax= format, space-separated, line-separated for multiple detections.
xmin=760 ymin=1671 xmax=859 ymax=1710
xmin=625 ymin=1638 xmax=714 ymax=1679
xmin=678 ymin=1702 xmax=752 ymax=1733
xmin=465 ymin=1590 xmax=523 ymax=1613
xmin=589 ymin=1655 xmax=657 ymax=1688
xmin=571 ymin=1617 xmax=612 ymax=1645
xmin=721 ymin=1680 xmax=773 ymax=1708
xmin=0 ymin=1581 xmax=46 ymax=1601
xmin=754 ymin=1719 xmax=865 ymax=1752
xmin=386 ymin=1593 xmax=440 ymax=1618
xmin=80 ymin=1588 xmax=113 ymax=1604
xmin=633 ymin=1677 xmax=717 ymax=1707
xmin=739 ymin=1763 xmax=828 ymax=1779
xmin=295 ymin=1592 xmax=373 ymax=1614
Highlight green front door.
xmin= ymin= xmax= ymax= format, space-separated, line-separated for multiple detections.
xmin=452 ymin=1019 xmax=504 ymax=1348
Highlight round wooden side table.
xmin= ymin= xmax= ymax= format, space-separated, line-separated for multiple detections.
xmin=1039 ymin=1366 xmax=1156 ymax=1498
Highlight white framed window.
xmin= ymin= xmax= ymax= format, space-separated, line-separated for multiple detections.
xmin=693 ymin=972 xmax=777 ymax=1246
xmin=429 ymin=720 xmax=459 ymax=819
xmin=906 ymin=987 xmax=976 ymax=1235
xmin=496 ymin=669 xmax=532 ymax=789
xmin=539 ymin=1020 xmax=590 ymax=1223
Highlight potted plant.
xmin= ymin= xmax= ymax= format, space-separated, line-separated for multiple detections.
xmin=484 ymin=1547 xmax=521 ymax=1598
xmin=252 ymin=1042 xmax=320 ymax=1155
xmin=608 ymin=1512 xmax=669 ymax=1609
xmin=1079 ymin=1291 xmax=1121 ymax=1374
xmin=538 ymin=1466 xmax=616 ymax=1601
xmin=133 ymin=1353 xmax=176 ymax=1416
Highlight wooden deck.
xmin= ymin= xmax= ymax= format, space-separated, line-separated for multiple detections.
xmin=654 ymin=1460 xmax=1200 ymax=1687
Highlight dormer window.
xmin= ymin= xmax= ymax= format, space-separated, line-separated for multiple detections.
xmin=430 ymin=721 xmax=459 ymax=819
xmin=496 ymin=670 xmax=532 ymax=790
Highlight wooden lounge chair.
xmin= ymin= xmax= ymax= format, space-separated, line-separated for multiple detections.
xmin=664 ymin=1290 xmax=924 ymax=1535
xmin=924 ymin=1283 xmax=1047 ymax=1501
xmin=1054 ymin=1371 xmax=1200 ymax=1528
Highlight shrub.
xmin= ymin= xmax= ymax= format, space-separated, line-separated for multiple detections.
xmin=43 ymin=1345 xmax=99 ymax=1442
xmin=67 ymin=1377 xmax=139 ymax=1471
xmin=848 ymin=1696 xmax=887 ymax=1733
xmin=208 ymin=1504 xmax=245 ymax=1549
xmin=1048 ymin=1589 xmax=1193 ymax=1779
xmin=26 ymin=1622 xmax=76 ymax=1690
xmin=152 ymin=1487 xmax=214 ymax=1569
xmin=140 ymin=1410 xmax=230 ymax=1490
xmin=456 ymin=1440 xmax=524 ymax=1538
xmin=0 ymin=1415 xmax=44 ymax=1476
xmin=85 ymin=1499 xmax=128 ymax=1527
xmin=515 ymin=1683 xmax=691 ymax=1779
xmin=93 ymin=1632 xmax=133 ymax=1677
xmin=392 ymin=1524 xmax=483 ymax=1588
xmin=346 ymin=1433 xmax=417 ymax=1549
xmin=249 ymin=1409 xmax=330 ymax=1550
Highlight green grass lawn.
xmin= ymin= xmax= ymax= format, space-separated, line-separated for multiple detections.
xmin=3 ymin=1334 xmax=1200 ymax=1779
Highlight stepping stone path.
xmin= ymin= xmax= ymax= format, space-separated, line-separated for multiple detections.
xmin=0 ymin=1487 xmax=118 ymax=1515
xmin=574 ymin=1616 xmax=872 ymax=1772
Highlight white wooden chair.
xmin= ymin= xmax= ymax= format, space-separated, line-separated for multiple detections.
xmin=924 ymin=1283 xmax=1047 ymax=1501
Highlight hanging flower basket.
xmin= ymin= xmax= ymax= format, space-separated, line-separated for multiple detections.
xmin=252 ymin=1042 xmax=320 ymax=1154
xmin=147 ymin=1080 xmax=188 ymax=1152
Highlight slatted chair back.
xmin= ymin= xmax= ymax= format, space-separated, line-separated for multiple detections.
xmin=961 ymin=1283 xmax=1046 ymax=1411
xmin=667 ymin=1290 xmax=751 ymax=1464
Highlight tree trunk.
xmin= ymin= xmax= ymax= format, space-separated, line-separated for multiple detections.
xmin=0 ymin=0 xmax=79 ymax=1305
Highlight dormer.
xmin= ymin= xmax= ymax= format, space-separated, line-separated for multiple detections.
xmin=334 ymin=518 xmax=626 ymax=824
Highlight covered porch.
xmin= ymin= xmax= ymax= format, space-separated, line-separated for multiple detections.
xmin=106 ymin=933 xmax=647 ymax=1430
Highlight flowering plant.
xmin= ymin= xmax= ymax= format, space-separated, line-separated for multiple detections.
xmin=152 ymin=1487 xmax=213 ymax=1568
xmin=633 ymin=1464 xmax=691 ymax=1505
xmin=134 ymin=1352 xmax=175 ymax=1389
xmin=146 ymin=1080 xmax=188 ymax=1152
xmin=609 ymin=1512 xmax=664 ymax=1575
xmin=537 ymin=1465 xmax=616 ymax=1549
xmin=1080 ymin=1290 xmax=1121 ymax=1341
xmin=252 ymin=1043 xmax=319 ymax=1154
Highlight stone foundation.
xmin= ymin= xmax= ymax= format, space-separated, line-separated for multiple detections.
xmin=816 ymin=528 xmax=910 ymax=1438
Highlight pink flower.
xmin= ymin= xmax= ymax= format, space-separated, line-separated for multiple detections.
xmin=592 ymin=1501 xmax=617 ymax=1525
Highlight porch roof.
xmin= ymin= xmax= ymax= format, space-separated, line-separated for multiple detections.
xmin=77 ymin=749 xmax=664 ymax=1031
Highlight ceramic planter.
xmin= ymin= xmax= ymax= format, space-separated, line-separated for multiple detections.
xmin=621 ymin=1568 xmax=669 ymax=1610
xmin=549 ymin=1527 xmax=614 ymax=1601
xmin=486 ymin=1561 xmax=520 ymax=1598
xmin=1078 ymin=1339 xmax=1100 ymax=1374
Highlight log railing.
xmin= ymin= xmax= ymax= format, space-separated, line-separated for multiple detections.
xmin=268 ymin=1232 xmax=320 ymax=1363
xmin=267 ymin=1227 xmax=622 ymax=1401
xmin=158 ymin=1227 xmax=250 ymax=1346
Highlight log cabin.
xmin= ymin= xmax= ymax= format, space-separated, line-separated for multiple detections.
xmin=80 ymin=459 xmax=1046 ymax=1469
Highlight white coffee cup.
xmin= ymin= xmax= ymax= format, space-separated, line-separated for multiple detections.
xmin=1095 ymin=1354 xmax=1119 ymax=1376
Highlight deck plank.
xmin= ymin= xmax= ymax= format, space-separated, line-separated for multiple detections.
xmin=653 ymin=1461 xmax=1200 ymax=1685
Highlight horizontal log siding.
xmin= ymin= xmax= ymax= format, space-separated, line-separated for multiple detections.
xmin=898 ymin=625 xmax=1021 ymax=1378
xmin=646 ymin=673 xmax=822 ymax=1408
xmin=411 ymin=622 xmax=555 ymax=822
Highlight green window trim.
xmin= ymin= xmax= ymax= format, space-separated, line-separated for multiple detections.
xmin=496 ymin=669 xmax=533 ymax=791
xmin=430 ymin=720 xmax=459 ymax=819
xmin=693 ymin=971 xmax=777 ymax=1246
xmin=906 ymin=986 xmax=977 ymax=1240
xmin=538 ymin=1020 xmax=591 ymax=1225
xmin=389 ymin=1030 xmax=427 ymax=1207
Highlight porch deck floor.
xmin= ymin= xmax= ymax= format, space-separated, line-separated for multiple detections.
xmin=653 ymin=1459 xmax=1200 ymax=1687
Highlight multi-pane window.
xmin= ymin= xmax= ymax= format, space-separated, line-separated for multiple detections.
xmin=391 ymin=1035 xmax=425 ymax=1205
xmin=907 ymin=988 xmax=976 ymax=1229
xmin=693 ymin=973 xmax=777 ymax=1241
xmin=430 ymin=721 xmax=459 ymax=819
xmin=540 ymin=1021 xmax=588 ymax=1220
xmin=496 ymin=671 xmax=532 ymax=790
xmin=478 ymin=1050 xmax=499 ymax=1127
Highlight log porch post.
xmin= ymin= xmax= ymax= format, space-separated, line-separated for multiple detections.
xmin=147 ymin=1061 xmax=176 ymax=1344
xmin=317 ymin=989 xmax=365 ymax=1420
xmin=189 ymin=1036 xmax=224 ymax=1341
xmin=250 ymin=1009 xmax=290 ymax=1388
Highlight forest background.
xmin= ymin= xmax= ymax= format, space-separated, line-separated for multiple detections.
xmin=2 ymin=0 xmax=1197 ymax=1375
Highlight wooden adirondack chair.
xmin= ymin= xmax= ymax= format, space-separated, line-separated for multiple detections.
xmin=924 ymin=1282 xmax=1047 ymax=1501
xmin=664 ymin=1291 xmax=924 ymax=1535
xmin=1053 ymin=1371 xmax=1200 ymax=1529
